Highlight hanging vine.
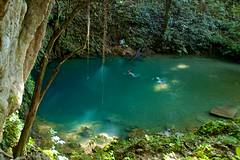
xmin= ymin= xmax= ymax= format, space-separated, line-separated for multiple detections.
xmin=102 ymin=0 xmax=109 ymax=64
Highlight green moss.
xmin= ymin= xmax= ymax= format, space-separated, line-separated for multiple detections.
xmin=7 ymin=94 xmax=19 ymax=114
xmin=0 ymin=66 xmax=4 ymax=79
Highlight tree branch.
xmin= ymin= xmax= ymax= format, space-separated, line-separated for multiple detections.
xmin=45 ymin=3 xmax=82 ymax=58
xmin=0 ymin=149 xmax=13 ymax=159
xmin=40 ymin=47 xmax=84 ymax=100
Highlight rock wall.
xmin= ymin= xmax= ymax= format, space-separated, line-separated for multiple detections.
xmin=0 ymin=0 xmax=52 ymax=141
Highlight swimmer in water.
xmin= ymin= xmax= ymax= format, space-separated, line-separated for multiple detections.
xmin=156 ymin=77 xmax=164 ymax=83
xmin=128 ymin=69 xmax=140 ymax=78
xmin=128 ymin=69 xmax=136 ymax=77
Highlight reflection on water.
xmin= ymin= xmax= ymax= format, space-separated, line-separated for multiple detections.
xmin=38 ymin=55 xmax=240 ymax=138
xmin=177 ymin=64 xmax=190 ymax=69
xmin=153 ymin=83 xmax=169 ymax=92
xmin=171 ymin=63 xmax=190 ymax=71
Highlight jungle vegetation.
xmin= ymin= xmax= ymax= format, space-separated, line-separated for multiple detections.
xmin=1 ymin=0 xmax=240 ymax=159
xmin=45 ymin=0 xmax=240 ymax=58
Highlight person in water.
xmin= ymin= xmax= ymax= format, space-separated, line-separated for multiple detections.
xmin=152 ymin=76 xmax=166 ymax=83
xmin=128 ymin=69 xmax=139 ymax=78
xmin=156 ymin=77 xmax=164 ymax=83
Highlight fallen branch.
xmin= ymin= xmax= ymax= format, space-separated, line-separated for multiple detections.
xmin=0 ymin=149 xmax=13 ymax=159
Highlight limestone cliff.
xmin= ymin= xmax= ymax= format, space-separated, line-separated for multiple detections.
xmin=0 ymin=0 xmax=52 ymax=141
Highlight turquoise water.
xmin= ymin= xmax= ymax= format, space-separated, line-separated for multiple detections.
xmin=38 ymin=55 xmax=240 ymax=137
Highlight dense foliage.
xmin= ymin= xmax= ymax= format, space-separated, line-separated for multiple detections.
xmin=0 ymin=113 xmax=23 ymax=154
xmin=86 ymin=119 xmax=240 ymax=160
xmin=47 ymin=0 xmax=240 ymax=58
xmin=25 ymin=118 xmax=240 ymax=160
xmin=2 ymin=0 xmax=240 ymax=159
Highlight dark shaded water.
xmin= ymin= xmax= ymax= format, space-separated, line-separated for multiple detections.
xmin=38 ymin=55 xmax=240 ymax=137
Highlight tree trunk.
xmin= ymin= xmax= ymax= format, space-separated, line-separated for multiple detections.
xmin=13 ymin=56 xmax=48 ymax=157
xmin=161 ymin=0 xmax=172 ymax=37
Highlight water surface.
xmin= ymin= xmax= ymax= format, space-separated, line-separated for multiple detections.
xmin=38 ymin=55 xmax=240 ymax=137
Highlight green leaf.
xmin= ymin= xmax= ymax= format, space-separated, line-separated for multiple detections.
xmin=236 ymin=147 xmax=240 ymax=156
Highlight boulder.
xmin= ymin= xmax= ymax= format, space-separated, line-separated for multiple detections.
xmin=210 ymin=106 xmax=238 ymax=119
xmin=122 ymin=47 xmax=135 ymax=56
xmin=0 ymin=0 xmax=52 ymax=141
xmin=112 ymin=46 xmax=136 ymax=56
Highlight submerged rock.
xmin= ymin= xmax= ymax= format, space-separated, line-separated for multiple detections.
xmin=61 ymin=122 xmax=105 ymax=147
xmin=82 ymin=133 xmax=118 ymax=154
xmin=104 ymin=115 xmax=121 ymax=124
xmin=210 ymin=106 xmax=238 ymax=119
xmin=78 ymin=126 xmax=93 ymax=138
xmin=128 ymin=128 xmax=145 ymax=138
